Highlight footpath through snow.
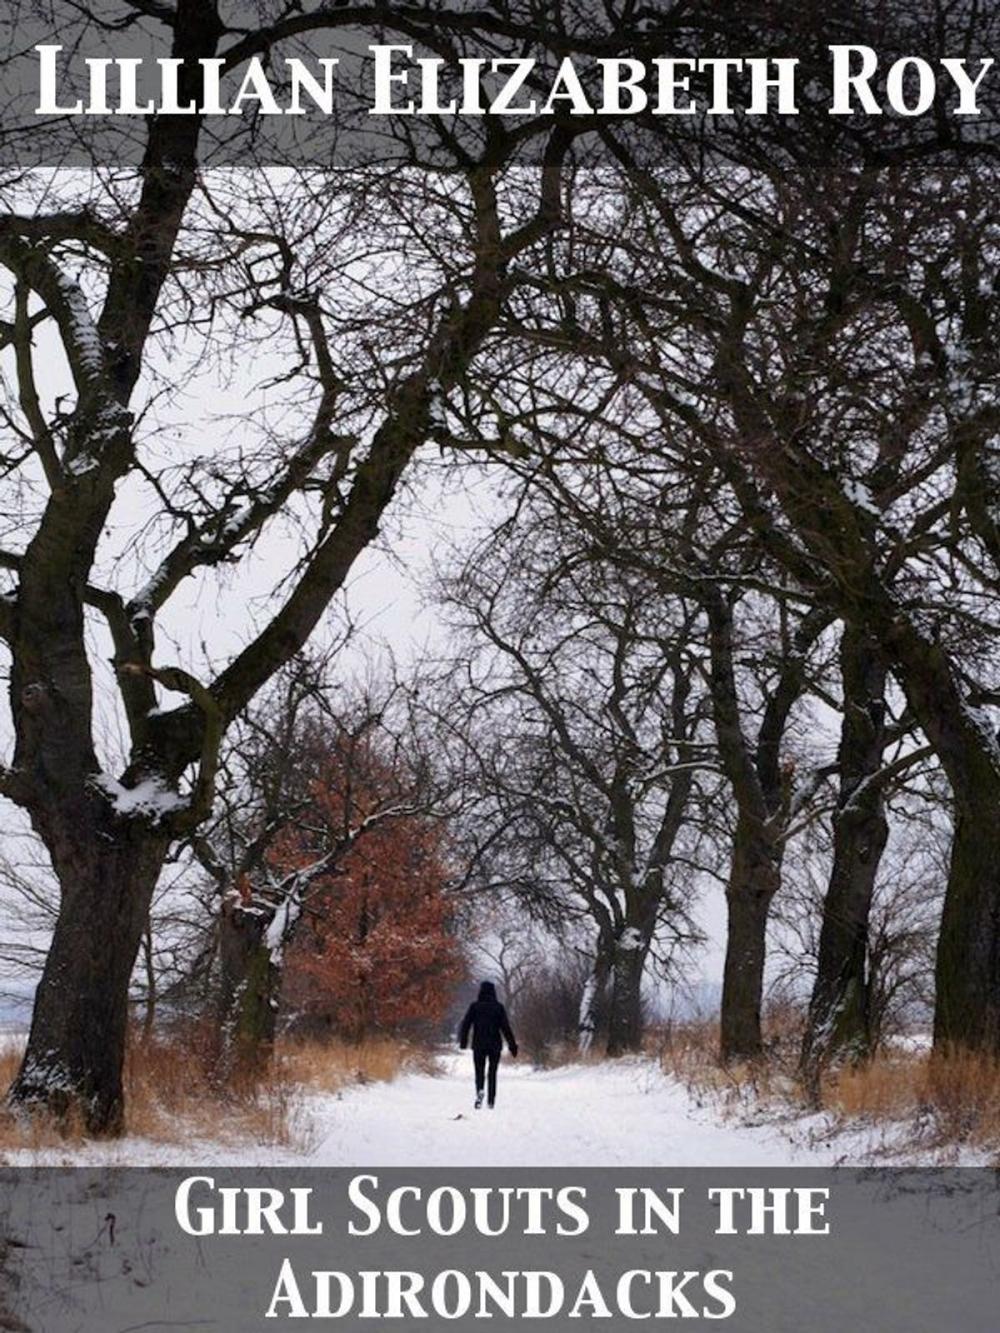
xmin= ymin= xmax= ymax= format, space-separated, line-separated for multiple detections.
xmin=292 ymin=1053 xmax=836 ymax=1167
xmin=5 ymin=1051 xmax=885 ymax=1168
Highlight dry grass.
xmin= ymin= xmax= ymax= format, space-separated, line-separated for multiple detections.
xmin=123 ymin=1027 xmax=306 ymax=1149
xmin=655 ymin=1018 xmax=798 ymax=1125
xmin=655 ymin=1001 xmax=803 ymax=1080
xmin=824 ymin=1046 xmax=1000 ymax=1151
xmin=824 ymin=1051 xmax=921 ymax=1119
xmin=654 ymin=1013 xmax=1000 ymax=1157
xmin=655 ymin=1016 xmax=720 ymax=1077
xmin=0 ymin=1047 xmax=18 ymax=1099
xmin=0 ymin=1028 xmax=422 ymax=1156
xmin=277 ymin=1034 xmax=436 ymax=1092
xmin=655 ymin=1015 xmax=793 ymax=1094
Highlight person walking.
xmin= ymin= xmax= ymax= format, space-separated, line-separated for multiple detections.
xmin=458 ymin=980 xmax=518 ymax=1109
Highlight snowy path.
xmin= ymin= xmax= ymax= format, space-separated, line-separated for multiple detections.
xmin=7 ymin=1052 xmax=851 ymax=1167
xmin=296 ymin=1053 xmax=830 ymax=1167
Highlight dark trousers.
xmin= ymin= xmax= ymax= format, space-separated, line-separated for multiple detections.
xmin=473 ymin=1047 xmax=501 ymax=1105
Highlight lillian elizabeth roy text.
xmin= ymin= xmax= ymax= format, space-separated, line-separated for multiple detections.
xmin=33 ymin=43 xmax=998 ymax=120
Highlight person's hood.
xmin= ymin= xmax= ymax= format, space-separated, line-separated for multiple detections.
xmin=478 ymin=981 xmax=497 ymax=1002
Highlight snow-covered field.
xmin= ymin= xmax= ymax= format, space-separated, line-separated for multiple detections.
xmin=3 ymin=1051 xmax=983 ymax=1168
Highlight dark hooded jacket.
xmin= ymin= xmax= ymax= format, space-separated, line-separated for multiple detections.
xmin=459 ymin=982 xmax=518 ymax=1056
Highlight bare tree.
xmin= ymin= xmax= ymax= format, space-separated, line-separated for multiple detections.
xmin=464 ymin=906 xmax=550 ymax=1015
xmin=700 ymin=590 xmax=829 ymax=1061
xmin=496 ymin=68 xmax=1000 ymax=1056
xmin=645 ymin=157 xmax=1000 ymax=1056
xmin=478 ymin=423 xmax=835 ymax=1062
xmin=0 ymin=1 xmax=577 ymax=1131
xmin=776 ymin=782 xmax=948 ymax=1061
xmin=6 ymin=0 xmax=1000 ymax=1139
xmin=437 ymin=512 xmax=713 ymax=1055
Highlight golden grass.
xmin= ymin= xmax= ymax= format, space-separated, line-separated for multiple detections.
xmin=824 ymin=1052 xmax=921 ymax=1119
xmin=824 ymin=1046 xmax=1000 ymax=1150
xmin=0 ymin=1046 xmax=18 ymax=1096
xmin=655 ymin=1014 xmax=1000 ymax=1157
xmin=123 ymin=1028 xmax=306 ymax=1149
xmin=5 ymin=1018 xmax=998 ymax=1159
xmin=277 ymin=1034 xmax=436 ymax=1092
xmin=655 ymin=1017 xmax=779 ymax=1095
xmin=0 ymin=1029 xmax=422 ymax=1155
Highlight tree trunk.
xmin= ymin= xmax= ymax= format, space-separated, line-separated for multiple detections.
xmin=717 ymin=408 xmax=1000 ymax=1054
xmin=872 ymin=620 xmax=1000 ymax=1052
xmin=801 ymin=634 xmax=889 ymax=1091
xmin=829 ymin=617 xmax=1000 ymax=1053
xmin=719 ymin=816 xmax=781 ymax=1063
xmin=578 ymin=944 xmax=612 ymax=1054
xmin=606 ymin=930 xmax=649 ymax=1056
xmin=7 ymin=832 xmax=168 ymax=1136
xmin=934 ymin=801 xmax=1000 ymax=1050
xmin=217 ymin=899 xmax=281 ymax=1081
xmin=703 ymin=589 xmax=801 ymax=1065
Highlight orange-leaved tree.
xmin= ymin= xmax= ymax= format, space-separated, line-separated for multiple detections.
xmin=273 ymin=730 xmax=463 ymax=1043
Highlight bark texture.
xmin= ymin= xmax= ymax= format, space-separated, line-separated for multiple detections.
xmin=705 ymin=590 xmax=818 ymax=1063
xmin=217 ymin=899 xmax=281 ymax=1081
xmin=801 ymin=631 xmax=888 ymax=1088
xmin=9 ymin=824 xmax=168 ymax=1134
xmin=720 ymin=815 xmax=782 ymax=1062
xmin=605 ymin=931 xmax=650 ymax=1056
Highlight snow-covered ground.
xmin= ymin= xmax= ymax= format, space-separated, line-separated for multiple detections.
xmin=4 ymin=1051 xmax=983 ymax=1168
xmin=277 ymin=1053 xmax=830 ymax=1168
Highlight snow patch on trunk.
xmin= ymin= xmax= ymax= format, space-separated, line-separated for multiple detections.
xmin=92 ymin=773 xmax=186 ymax=822
xmin=265 ymin=890 xmax=303 ymax=966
